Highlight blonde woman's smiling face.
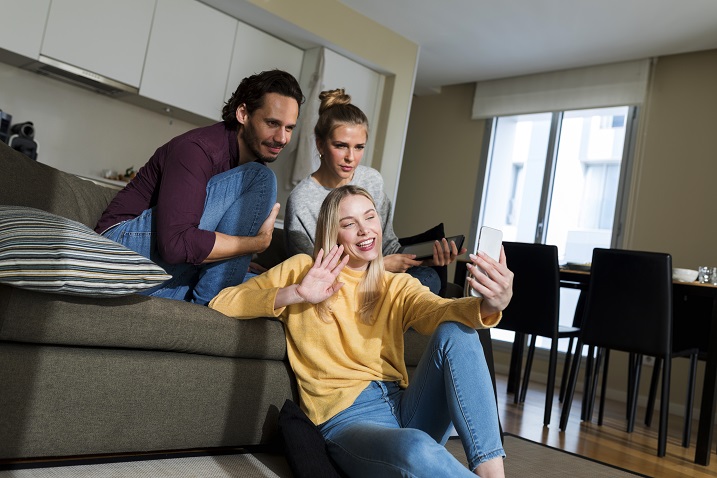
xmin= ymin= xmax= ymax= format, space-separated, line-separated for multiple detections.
xmin=336 ymin=194 xmax=382 ymax=270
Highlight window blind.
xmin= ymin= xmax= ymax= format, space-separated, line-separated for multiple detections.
xmin=471 ymin=59 xmax=651 ymax=119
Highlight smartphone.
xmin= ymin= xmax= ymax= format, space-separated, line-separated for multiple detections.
xmin=469 ymin=226 xmax=503 ymax=297
xmin=398 ymin=234 xmax=465 ymax=260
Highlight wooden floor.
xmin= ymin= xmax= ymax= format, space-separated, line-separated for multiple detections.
xmin=496 ymin=372 xmax=717 ymax=478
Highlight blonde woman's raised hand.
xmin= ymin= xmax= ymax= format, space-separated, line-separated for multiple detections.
xmin=295 ymin=245 xmax=349 ymax=304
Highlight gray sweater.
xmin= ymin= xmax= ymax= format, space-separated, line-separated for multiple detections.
xmin=284 ymin=165 xmax=401 ymax=257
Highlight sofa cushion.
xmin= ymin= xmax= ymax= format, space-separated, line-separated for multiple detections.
xmin=0 ymin=285 xmax=288 ymax=361
xmin=0 ymin=143 xmax=117 ymax=228
xmin=0 ymin=206 xmax=171 ymax=297
xmin=404 ymin=329 xmax=432 ymax=367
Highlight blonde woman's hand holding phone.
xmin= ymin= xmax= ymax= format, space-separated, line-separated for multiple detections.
xmin=467 ymin=246 xmax=513 ymax=317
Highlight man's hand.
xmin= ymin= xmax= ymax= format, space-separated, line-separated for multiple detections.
xmin=384 ymin=253 xmax=423 ymax=273
xmin=254 ymin=203 xmax=281 ymax=253
xmin=204 ymin=203 xmax=281 ymax=263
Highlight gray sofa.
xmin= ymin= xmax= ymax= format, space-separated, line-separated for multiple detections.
xmin=0 ymin=142 xmax=496 ymax=462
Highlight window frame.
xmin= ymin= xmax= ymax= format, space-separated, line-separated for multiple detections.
xmin=467 ymin=106 xmax=640 ymax=351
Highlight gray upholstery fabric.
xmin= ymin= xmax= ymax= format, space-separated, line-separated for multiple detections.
xmin=0 ymin=343 xmax=296 ymax=457
xmin=404 ymin=329 xmax=432 ymax=367
xmin=0 ymin=285 xmax=287 ymax=361
xmin=0 ymin=143 xmax=117 ymax=228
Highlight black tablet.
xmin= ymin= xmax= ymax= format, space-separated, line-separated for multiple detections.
xmin=398 ymin=234 xmax=465 ymax=260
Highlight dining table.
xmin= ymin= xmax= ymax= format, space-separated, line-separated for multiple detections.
xmin=559 ymin=268 xmax=717 ymax=466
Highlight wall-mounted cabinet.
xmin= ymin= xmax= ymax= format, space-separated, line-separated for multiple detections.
xmin=298 ymin=47 xmax=382 ymax=167
xmin=225 ymin=21 xmax=303 ymax=101
xmin=0 ymin=0 xmax=380 ymax=133
xmin=0 ymin=0 xmax=51 ymax=64
xmin=322 ymin=48 xmax=382 ymax=166
xmin=139 ymin=0 xmax=237 ymax=121
xmin=0 ymin=0 xmax=307 ymax=124
xmin=40 ymin=0 xmax=156 ymax=88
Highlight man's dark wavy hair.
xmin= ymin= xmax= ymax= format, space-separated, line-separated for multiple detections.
xmin=222 ymin=69 xmax=304 ymax=128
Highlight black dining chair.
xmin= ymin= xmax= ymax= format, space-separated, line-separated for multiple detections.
xmin=558 ymin=248 xmax=677 ymax=457
xmin=643 ymin=352 xmax=700 ymax=448
xmin=497 ymin=241 xmax=580 ymax=426
xmin=642 ymin=291 xmax=705 ymax=447
xmin=577 ymin=271 xmax=700 ymax=450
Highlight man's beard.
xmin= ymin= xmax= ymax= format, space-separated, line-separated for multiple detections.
xmin=240 ymin=122 xmax=284 ymax=164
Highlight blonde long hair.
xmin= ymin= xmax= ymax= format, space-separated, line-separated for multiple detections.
xmin=314 ymin=185 xmax=385 ymax=324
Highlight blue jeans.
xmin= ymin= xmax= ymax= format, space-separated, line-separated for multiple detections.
xmin=406 ymin=266 xmax=441 ymax=295
xmin=318 ymin=322 xmax=504 ymax=477
xmin=102 ymin=162 xmax=276 ymax=305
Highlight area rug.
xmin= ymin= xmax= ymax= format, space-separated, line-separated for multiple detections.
xmin=454 ymin=434 xmax=647 ymax=478
xmin=0 ymin=434 xmax=646 ymax=477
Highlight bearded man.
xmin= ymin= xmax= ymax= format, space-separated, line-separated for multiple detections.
xmin=95 ymin=70 xmax=304 ymax=305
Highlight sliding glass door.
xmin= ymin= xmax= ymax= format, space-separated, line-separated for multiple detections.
xmin=475 ymin=106 xmax=638 ymax=343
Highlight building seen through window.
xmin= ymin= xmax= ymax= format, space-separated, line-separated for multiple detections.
xmin=477 ymin=106 xmax=636 ymax=349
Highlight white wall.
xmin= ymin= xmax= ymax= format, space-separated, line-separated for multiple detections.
xmin=0 ymin=62 xmax=198 ymax=178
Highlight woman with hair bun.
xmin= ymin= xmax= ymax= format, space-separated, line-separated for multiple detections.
xmin=284 ymin=89 xmax=465 ymax=295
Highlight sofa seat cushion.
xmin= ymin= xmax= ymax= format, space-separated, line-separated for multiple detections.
xmin=0 ymin=285 xmax=287 ymax=361
xmin=403 ymin=329 xmax=431 ymax=367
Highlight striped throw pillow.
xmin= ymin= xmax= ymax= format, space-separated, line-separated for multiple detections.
xmin=0 ymin=206 xmax=171 ymax=297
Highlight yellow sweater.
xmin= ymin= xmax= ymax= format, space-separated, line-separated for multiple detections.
xmin=209 ymin=254 xmax=501 ymax=425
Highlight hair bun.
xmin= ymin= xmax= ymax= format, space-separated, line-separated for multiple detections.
xmin=318 ymin=88 xmax=352 ymax=114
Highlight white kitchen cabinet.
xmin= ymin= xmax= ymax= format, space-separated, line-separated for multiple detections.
xmin=40 ymin=0 xmax=156 ymax=88
xmin=140 ymin=0 xmax=237 ymax=121
xmin=224 ymin=21 xmax=303 ymax=100
xmin=0 ymin=0 xmax=51 ymax=62
xmin=322 ymin=48 xmax=382 ymax=140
